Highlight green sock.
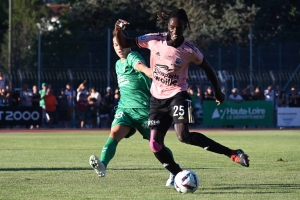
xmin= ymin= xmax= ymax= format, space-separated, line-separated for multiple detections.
xmin=100 ymin=137 xmax=119 ymax=168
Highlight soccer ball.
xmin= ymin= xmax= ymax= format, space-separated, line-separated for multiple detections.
xmin=174 ymin=170 xmax=200 ymax=193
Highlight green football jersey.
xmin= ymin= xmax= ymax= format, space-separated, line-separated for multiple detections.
xmin=115 ymin=51 xmax=151 ymax=108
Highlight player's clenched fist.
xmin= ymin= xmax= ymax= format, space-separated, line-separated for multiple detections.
xmin=115 ymin=19 xmax=130 ymax=31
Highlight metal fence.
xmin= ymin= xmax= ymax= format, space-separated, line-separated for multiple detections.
xmin=37 ymin=29 xmax=300 ymax=71
xmin=4 ymin=68 xmax=300 ymax=98
xmin=1 ymin=28 xmax=300 ymax=95
xmin=2 ymin=29 xmax=299 ymax=71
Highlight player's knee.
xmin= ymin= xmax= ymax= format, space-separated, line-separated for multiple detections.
xmin=149 ymin=139 xmax=162 ymax=152
xmin=176 ymin=130 xmax=190 ymax=144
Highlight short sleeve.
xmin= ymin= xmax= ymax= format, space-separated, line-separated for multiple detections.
xmin=191 ymin=46 xmax=204 ymax=65
xmin=127 ymin=51 xmax=146 ymax=69
xmin=136 ymin=33 xmax=164 ymax=49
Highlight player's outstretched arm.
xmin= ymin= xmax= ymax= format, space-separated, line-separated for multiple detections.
xmin=198 ymin=59 xmax=225 ymax=105
xmin=135 ymin=62 xmax=152 ymax=78
xmin=115 ymin=19 xmax=138 ymax=48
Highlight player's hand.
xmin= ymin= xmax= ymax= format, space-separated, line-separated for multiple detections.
xmin=115 ymin=19 xmax=130 ymax=31
xmin=215 ymin=90 xmax=225 ymax=105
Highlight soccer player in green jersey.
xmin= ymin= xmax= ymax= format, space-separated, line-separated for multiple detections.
xmin=89 ymin=31 xmax=177 ymax=186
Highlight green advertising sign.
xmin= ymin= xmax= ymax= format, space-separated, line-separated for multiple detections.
xmin=203 ymin=101 xmax=274 ymax=126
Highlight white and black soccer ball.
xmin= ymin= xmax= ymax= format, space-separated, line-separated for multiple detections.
xmin=174 ymin=170 xmax=200 ymax=193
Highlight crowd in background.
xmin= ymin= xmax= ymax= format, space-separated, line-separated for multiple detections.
xmin=187 ymin=84 xmax=300 ymax=109
xmin=0 ymin=73 xmax=120 ymax=129
xmin=187 ymin=84 xmax=300 ymax=129
xmin=1 ymin=72 xmax=300 ymax=129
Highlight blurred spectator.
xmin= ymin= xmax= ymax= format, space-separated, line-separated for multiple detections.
xmin=104 ymin=86 xmax=115 ymax=121
xmin=278 ymin=91 xmax=288 ymax=107
xmin=57 ymin=88 xmax=69 ymax=128
xmin=229 ymin=88 xmax=243 ymax=102
xmin=264 ymin=85 xmax=275 ymax=102
xmin=203 ymin=86 xmax=215 ymax=101
xmin=251 ymin=86 xmax=264 ymax=100
xmin=104 ymin=86 xmax=114 ymax=111
xmin=110 ymin=91 xmax=120 ymax=119
xmin=274 ymin=85 xmax=281 ymax=99
xmin=0 ymin=72 xmax=7 ymax=90
xmin=88 ymin=87 xmax=101 ymax=106
xmin=0 ymin=86 xmax=10 ymax=106
xmin=44 ymin=88 xmax=57 ymax=128
xmin=77 ymin=93 xmax=87 ymax=128
xmin=114 ymin=92 xmax=120 ymax=106
xmin=288 ymin=87 xmax=300 ymax=107
xmin=114 ymin=87 xmax=119 ymax=95
xmin=0 ymin=88 xmax=5 ymax=106
xmin=21 ymin=85 xmax=32 ymax=107
xmin=77 ymin=81 xmax=89 ymax=101
xmin=65 ymin=83 xmax=76 ymax=126
xmin=113 ymin=87 xmax=120 ymax=106
xmin=99 ymin=97 xmax=111 ymax=128
xmin=31 ymin=85 xmax=41 ymax=107
xmin=228 ymin=88 xmax=243 ymax=128
xmin=31 ymin=85 xmax=41 ymax=129
xmin=187 ymin=85 xmax=201 ymax=109
xmin=4 ymin=87 xmax=9 ymax=106
xmin=10 ymin=87 xmax=20 ymax=106
xmin=195 ymin=85 xmax=202 ymax=104
xmin=88 ymin=98 xmax=98 ymax=128
xmin=39 ymin=83 xmax=47 ymax=124
xmin=187 ymin=85 xmax=200 ymax=109
xmin=187 ymin=85 xmax=202 ymax=124
xmin=241 ymin=85 xmax=252 ymax=101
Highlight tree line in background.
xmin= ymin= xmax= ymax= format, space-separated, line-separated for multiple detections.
xmin=0 ymin=0 xmax=299 ymax=72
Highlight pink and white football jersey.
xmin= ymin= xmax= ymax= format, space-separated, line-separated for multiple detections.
xmin=136 ymin=32 xmax=204 ymax=99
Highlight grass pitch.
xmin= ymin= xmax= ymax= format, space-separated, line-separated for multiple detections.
xmin=0 ymin=129 xmax=299 ymax=200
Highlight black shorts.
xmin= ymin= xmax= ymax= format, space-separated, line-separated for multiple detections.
xmin=148 ymin=91 xmax=194 ymax=133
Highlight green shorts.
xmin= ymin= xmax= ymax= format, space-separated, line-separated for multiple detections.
xmin=111 ymin=108 xmax=150 ymax=139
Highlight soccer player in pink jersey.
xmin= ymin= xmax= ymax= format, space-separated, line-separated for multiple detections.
xmin=114 ymin=8 xmax=250 ymax=177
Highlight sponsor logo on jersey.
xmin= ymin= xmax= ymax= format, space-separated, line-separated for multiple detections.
xmin=153 ymin=64 xmax=179 ymax=86
xmin=140 ymin=35 xmax=146 ymax=40
xmin=148 ymin=120 xmax=160 ymax=126
xmin=157 ymin=64 xmax=172 ymax=72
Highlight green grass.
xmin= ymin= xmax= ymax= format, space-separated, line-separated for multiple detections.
xmin=0 ymin=130 xmax=300 ymax=200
